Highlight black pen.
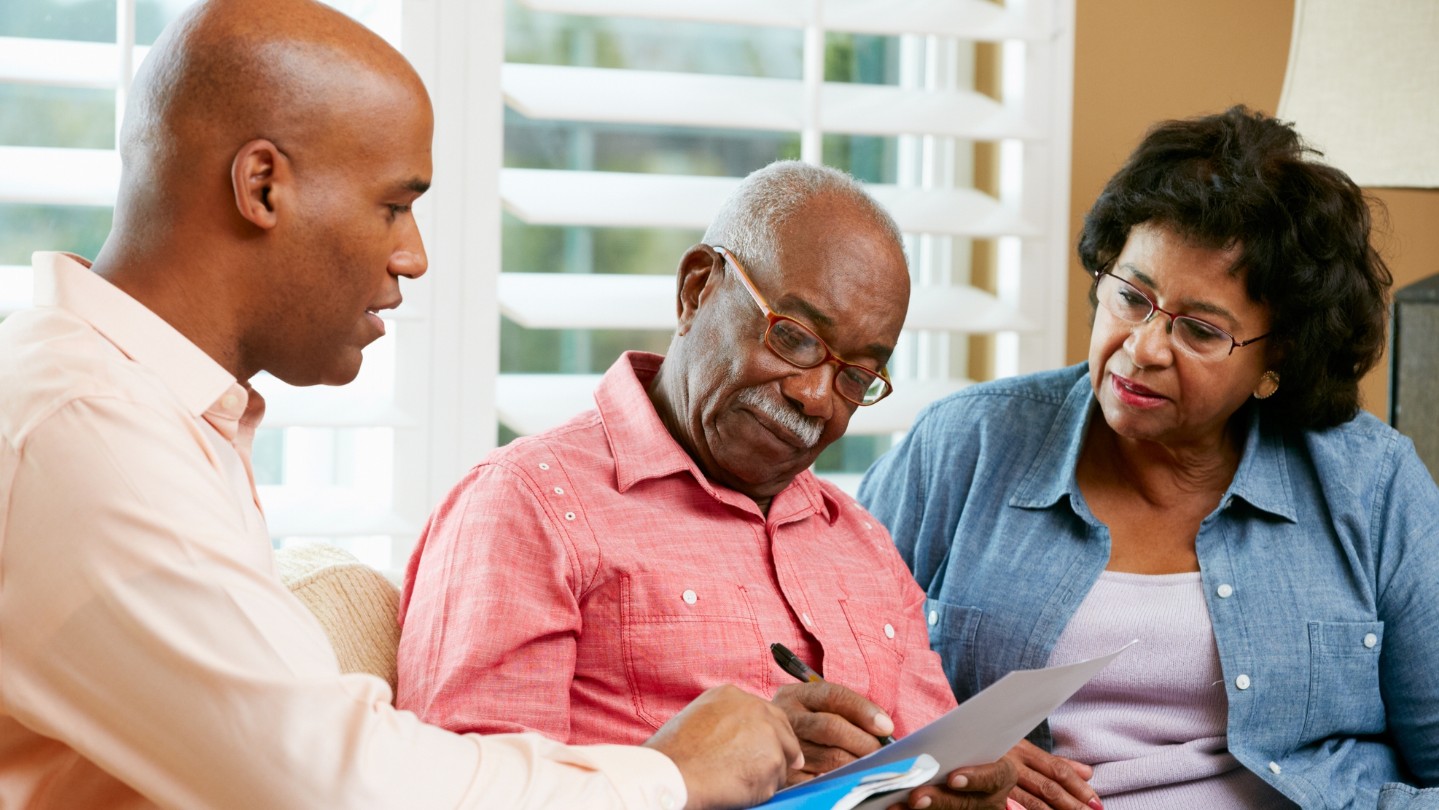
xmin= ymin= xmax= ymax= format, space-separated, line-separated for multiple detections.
xmin=769 ymin=642 xmax=895 ymax=745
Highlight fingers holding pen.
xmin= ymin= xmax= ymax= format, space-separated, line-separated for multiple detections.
xmin=772 ymin=680 xmax=892 ymax=774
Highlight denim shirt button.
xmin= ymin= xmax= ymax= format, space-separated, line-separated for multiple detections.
xmin=1268 ymin=761 xmax=1282 ymax=775
xmin=1235 ymin=674 xmax=1251 ymax=690
xmin=1217 ymin=583 xmax=1234 ymax=598
xmin=928 ymin=610 xmax=939 ymax=626
xmin=1364 ymin=632 xmax=1378 ymax=648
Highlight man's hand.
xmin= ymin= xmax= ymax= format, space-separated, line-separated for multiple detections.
xmin=771 ymin=681 xmax=894 ymax=781
xmin=643 ymin=685 xmax=803 ymax=810
xmin=881 ymin=755 xmax=1017 ymax=810
xmin=1005 ymin=740 xmax=1101 ymax=810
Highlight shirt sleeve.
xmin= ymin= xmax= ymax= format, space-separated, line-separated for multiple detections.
xmin=397 ymin=457 xmax=586 ymax=743
xmin=0 ymin=397 xmax=685 ymax=810
xmin=1373 ymin=432 xmax=1439 ymax=784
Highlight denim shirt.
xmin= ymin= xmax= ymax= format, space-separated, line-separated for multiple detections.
xmin=858 ymin=364 xmax=1439 ymax=809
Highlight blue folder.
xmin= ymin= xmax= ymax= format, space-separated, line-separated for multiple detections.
xmin=754 ymin=754 xmax=939 ymax=810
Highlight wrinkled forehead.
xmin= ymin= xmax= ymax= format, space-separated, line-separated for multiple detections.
xmin=767 ymin=224 xmax=909 ymax=361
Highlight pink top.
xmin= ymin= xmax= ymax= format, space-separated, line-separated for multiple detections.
xmin=1046 ymin=570 xmax=1289 ymax=808
xmin=0 ymin=253 xmax=684 ymax=810
xmin=396 ymin=352 xmax=958 ymax=745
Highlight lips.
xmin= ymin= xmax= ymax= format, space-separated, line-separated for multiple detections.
xmin=364 ymin=298 xmax=401 ymax=337
xmin=1111 ymin=373 xmax=1167 ymax=408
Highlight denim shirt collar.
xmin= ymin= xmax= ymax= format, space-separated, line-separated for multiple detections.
xmin=1010 ymin=368 xmax=1297 ymax=524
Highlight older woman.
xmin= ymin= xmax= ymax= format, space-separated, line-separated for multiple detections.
xmin=859 ymin=106 xmax=1439 ymax=809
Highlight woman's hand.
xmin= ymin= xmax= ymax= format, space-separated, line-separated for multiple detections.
xmin=1005 ymin=740 xmax=1102 ymax=810
xmin=883 ymin=756 xmax=1018 ymax=810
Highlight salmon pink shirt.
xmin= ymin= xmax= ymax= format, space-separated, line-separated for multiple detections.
xmin=397 ymin=352 xmax=958 ymax=745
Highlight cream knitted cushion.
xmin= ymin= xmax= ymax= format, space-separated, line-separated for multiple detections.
xmin=274 ymin=543 xmax=401 ymax=695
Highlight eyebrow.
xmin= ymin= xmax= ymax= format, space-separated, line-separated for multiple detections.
xmin=775 ymin=293 xmax=895 ymax=364
xmin=1122 ymin=265 xmax=1238 ymax=324
xmin=395 ymin=178 xmax=431 ymax=196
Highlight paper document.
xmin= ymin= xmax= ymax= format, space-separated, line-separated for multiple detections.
xmin=792 ymin=639 xmax=1135 ymax=806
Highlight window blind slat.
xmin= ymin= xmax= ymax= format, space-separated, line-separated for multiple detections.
xmin=500 ymin=168 xmax=1040 ymax=237
xmin=0 ymin=37 xmax=142 ymax=87
xmin=515 ymin=0 xmax=1048 ymax=40
xmin=258 ymin=489 xmax=418 ymax=538
xmin=503 ymin=63 xmax=1041 ymax=140
xmin=258 ymin=385 xmax=419 ymax=429
xmin=0 ymin=146 xmax=118 ymax=206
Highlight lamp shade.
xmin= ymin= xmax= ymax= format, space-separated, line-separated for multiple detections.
xmin=1276 ymin=0 xmax=1439 ymax=188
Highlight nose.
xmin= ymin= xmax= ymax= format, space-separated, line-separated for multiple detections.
xmin=779 ymin=362 xmax=838 ymax=421
xmin=1125 ymin=311 xmax=1174 ymax=367
xmin=391 ymin=220 xmax=428 ymax=280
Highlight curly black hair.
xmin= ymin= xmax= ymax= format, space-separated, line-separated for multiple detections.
xmin=1077 ymin=105 xmax=1392 ymax=430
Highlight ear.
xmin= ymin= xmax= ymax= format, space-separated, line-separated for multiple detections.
xmin=674 ymin=244 xmax=726 ymax=336
xmin=230 ymin=138 xmax=289 ymax=230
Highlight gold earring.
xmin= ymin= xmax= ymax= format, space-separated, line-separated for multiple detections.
xmin=1253 ymin=370 xmax=1280 ymax=400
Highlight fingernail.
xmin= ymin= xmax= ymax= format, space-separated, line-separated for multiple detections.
xmin=793 ymin=752 xmax=805 ymax=769
xmin=873 ymin=712 xmax=895 ymax=735
xmin=1089 ymin=798 xmax=1105 ymax=810
xmin=949 ymin=774 xmax=968 ymax=789
xmin=913 ymin=797 xmax=932 ymax=809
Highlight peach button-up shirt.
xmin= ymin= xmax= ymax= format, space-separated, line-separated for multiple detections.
xmin=0 ymin=252 xmax=685 ymax=810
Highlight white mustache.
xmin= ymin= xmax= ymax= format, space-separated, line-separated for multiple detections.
xmin=737 ymin=387 xmax=824 ymax=449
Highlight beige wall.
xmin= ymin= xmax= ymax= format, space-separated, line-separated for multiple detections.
xmin=1067 ymin=0 xmax=1439 ymax=419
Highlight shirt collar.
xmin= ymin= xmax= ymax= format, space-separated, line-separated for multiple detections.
xmin=1010 ymin=366 xmax=1296 ymax=523
xmin=1223 ymin=406 xmax=1298 ymax=522
xmin=595 ymin=351 xmax=839 ymax=523
xmin=1010 ymin=372 xmax=1094 ymax=510
xmin=32 ymin=251 xmax=239 ymax=418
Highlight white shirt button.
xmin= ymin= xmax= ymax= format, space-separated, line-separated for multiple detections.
xmin=1217 ymin=584 xmax=1234 ymax=598
xmin=1268 ymin=761 xmax=1282 ymax=775
xmin=802 ymin=613 xmax=812 ymax=627
xmin=1363 ymin=633 xmax=1378 ymax=649
xmin=553 ymin=486 xmax=564 ymax=495
xmin=564 ymin=511 xmax=576 ymax=521
xmin=681 ymin=589 xmax=697 ymax=605
xmin=928 ymin=610 xmax=939 ymax=626
xmin=864 ymin=522 xmax=873 ymax=530
xmin=884 ymin=623 xmax=895 ymax=639
xmin=1235 ymin=674 xmax=1251 ymax=690
xmin=538 ymin=462 xmax=550 ymax=471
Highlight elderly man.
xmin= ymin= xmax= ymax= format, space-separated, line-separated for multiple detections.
xmin=0 ymin=2 xmax=801 ymax=808
xmin=398 ymin=162 xmax=1037 ymax=810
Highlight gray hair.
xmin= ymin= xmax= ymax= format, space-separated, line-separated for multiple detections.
xmin=701 ymin=160 xmax=905 ymax=272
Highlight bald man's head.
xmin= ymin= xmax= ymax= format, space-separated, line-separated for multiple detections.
xmin=100 ymin=0 xmax=434 ymax=387
xmin=118 ymin=0 xmax=426 ymax=228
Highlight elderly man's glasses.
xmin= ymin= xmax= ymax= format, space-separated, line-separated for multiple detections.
xmin=710 ymin=245 xmax=894 ymax=406
xmin=1094 ymin=271 xmax=1269 ymax=360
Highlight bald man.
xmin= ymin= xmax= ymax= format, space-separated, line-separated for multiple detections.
xmin=0 ymin=2 xmax=799 ymax=808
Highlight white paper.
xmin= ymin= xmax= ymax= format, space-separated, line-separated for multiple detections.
xmin=804 ymin=639 xmax=1137 ymax=803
